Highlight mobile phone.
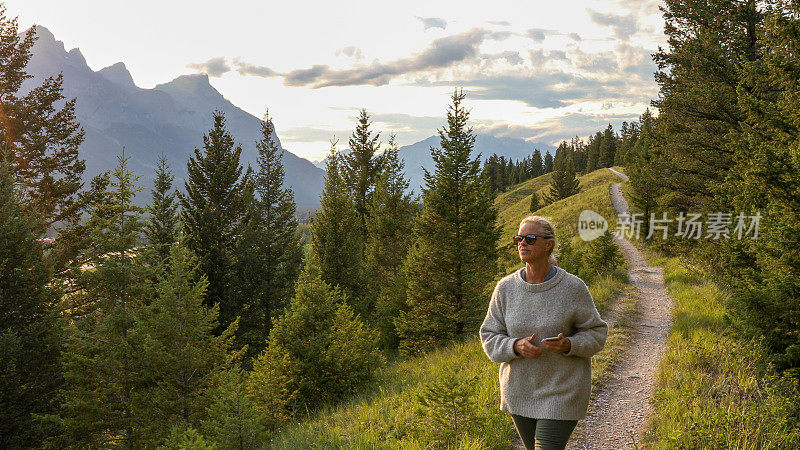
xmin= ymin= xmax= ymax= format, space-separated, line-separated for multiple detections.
xmin=543 ymin=336 xmax=561 ymax=341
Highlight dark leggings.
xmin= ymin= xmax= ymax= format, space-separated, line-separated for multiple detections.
xmin=511 ymin=414 xmax=577 ymax=450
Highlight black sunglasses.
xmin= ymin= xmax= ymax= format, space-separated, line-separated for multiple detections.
xmin=513 ymin=234 xmax=545 ymax=245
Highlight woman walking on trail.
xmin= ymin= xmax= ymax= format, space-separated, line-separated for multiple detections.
xmin=479 ymin=215 xmax=608 ymax=450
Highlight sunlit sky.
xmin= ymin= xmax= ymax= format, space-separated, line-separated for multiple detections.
xmin=6 ymin=0 xmax=666 ymax=161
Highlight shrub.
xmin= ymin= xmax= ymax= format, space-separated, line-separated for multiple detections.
xmin=247 ymin=265 xmax=385 ymax=426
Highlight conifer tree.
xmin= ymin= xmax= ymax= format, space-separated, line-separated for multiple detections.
xmin=543 ymin=151 xmax=554 ymax=173
xmin=200 ymin=367 xmax=268 ymax=447
xmin=0 ymin=146 xmax=62 ymax=447
xmin=248 ymin=265 xmax=384 ymax=423
xmin=599 ymin=124 xmax=617 ymax=168
xmin=628 ymin=110 xmax=660 ymax=239
xmin=545 ymin=142 xmax=581 ymax=202
xmin=234 ymin=111 xmax=302 ymax=361
xmin=145 ymin=154 xmax=179 ymax=262
xmin=723 ymin=1 xmax=800 ymax=373
xmin=652 ymin=0 xmax=762 ymax=210
xmin=181 ymin=111 xmax=251 ymax=332
xmin=571 ymin=136 xmax=587 ymax=174
xmin=134 ymin=244 xmax=240 ymax=444
xmin=584 ymin=131 xmax=602 ymax=172
xmin=531 ymin=149 xmax=544 ymax=177
xmin=310 ymin=141 xmax=365 ymax=311
xmin=529 ymin=192 xmax=540 ymax=212
xmin=396 ymin=89 xmax=500 ymax=355
xmin=0 ymin=8 xmax=85 ymax=231
xmin=58 ymin=152 xmax=148 ymax=448
xmin=415 ymin=372 xmax=484 ymax=447
xmin=365 ymin=135 xmax=418 ymax=346
xmin=342 ymin=108 xmax=382 ymax=240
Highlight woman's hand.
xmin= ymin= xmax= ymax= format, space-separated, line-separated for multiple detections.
xmin=514 ymin=333 xmax=544 ymax=359
xmin=541 ymin=333 xmax=571 ymax=354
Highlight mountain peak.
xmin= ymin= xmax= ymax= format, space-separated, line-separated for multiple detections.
xmin=156 ymin=73 xmax=213 ymax=94
xmin=98 ymin=62 xmax=136 ymax=88
xmin=31 ymin=24 xmax=56 ymax=42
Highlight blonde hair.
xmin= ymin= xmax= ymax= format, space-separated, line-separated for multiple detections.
xmin=519 ymin=215 xmax=558 ymax=265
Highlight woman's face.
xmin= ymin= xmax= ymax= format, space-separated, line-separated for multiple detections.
xmin=517 ymin=221 xmax=553 ymax=264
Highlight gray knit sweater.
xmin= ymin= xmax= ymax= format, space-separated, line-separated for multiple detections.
xmin=479 ymin=266 xmax=608 ymax=420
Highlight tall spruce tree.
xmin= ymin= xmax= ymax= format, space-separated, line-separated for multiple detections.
xmin=0 ymin=8 xmax=85 ymax=231
xmin=0 ymin=146 xmax=62 ymax=447
xmin=310 ymin=141 xmax=365 ymax=312
xmin=652 ymin=0 xmax=763 ymax=210
xmin=342 ymin=108 xmax=382 ymax=240
xmin=545 ymin=142 xmax=581 ymax=202
xmin=134 ymin=244 xmax=240 ymax=444
xmin=236 ymin=111 xmax=303 ymax=361
xmin=180 ymin=111 xmax=251 ymax=332
xmin=365 ymin=135 xmax=418 ymax=347
xmin=543 ymin=151 xmax=554 ymax=173
xmin=599 ymin=124 xmax=617 ymax=168
xmin=628 ymin=110 xmax=660 ymax=239
xmin=396 ymin=89 xmax=500 ymax=355
xmin=584 ymin=131 xmax=602 ymax=172
xmin=531 ymin=149 xmax=544 ymax=177
xmin=145 ymin=154 xmax=179 ymax=262
xmin=248 ymin=265 xmax=384 ymax=424
xmin=722 ymin=1 xmax=800 ymax=373
xmin=58 ymin=153 xmax=148 ymax=448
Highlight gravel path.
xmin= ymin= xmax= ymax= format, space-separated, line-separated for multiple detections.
xmin=510 ymin=173 xmax=672 ymax=449
xmin=566 ymin=180 xmax=672 ymax=449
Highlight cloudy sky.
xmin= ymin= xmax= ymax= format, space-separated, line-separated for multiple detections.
xmin=7 ymin=0 xmax=666 ymax=161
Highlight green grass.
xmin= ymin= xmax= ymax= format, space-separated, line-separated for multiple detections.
xmin=496 ymin=168 xmax=621 ymax=244
xmin=268 ymin=168 xmax=633 ymax=449
xmin=268 ymin=273 xmax=631 ymax=449
xmin=644 ymin=258 xmax=800 ymax=449
xmin=497 ymin=168 xmax=621 ymax=275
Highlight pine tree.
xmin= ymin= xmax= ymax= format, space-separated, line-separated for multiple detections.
xmin=365 ymin=135 xmax=418 ymax=347
xmin=342 ymin=108 xmax=382 ymax=240
xmin=0 ymin=9 xmax=85 ymax=231
xmin=531 ymin=149 xmax=543 ymax=177
xmin=723 ymin=1 xmax=800 ymax=373
xmin=585 ymin=131 xmax=602 ymax=172
xmin=145 ymin=154 xmax=179 ymax=262
xmin=396 ymin=89 xmax=501 ymax=355
xmin=248 ymin=265 xmax=384 ymax=424
xmin=415 ymin=372 xmax=484 ymax=447
xmin=200 ymin=367 xmax=268 ymax=447
xmin=529 ymin=192 xmax=540 ymax=212
xmin=0 ymin=145 xmax=62 ymax=447
xmin=180 ymin=111 xmax=251 ymax=332
xmin=543 ymin=151 xmax=554 ymax=173
xmin=235 ymin=111 xmax=303 ymax=362
xmin=133 ymin=244 xmax=240 ymax=444
xmin=571 ymin=136 xmax=587 ymax=174
xmin=652 ymin=0 xmax=762 ymax=210
xmin=545 ymin=142 xmax=581 ymax=202
xmin=628 ymin=110 xmax=660 ymax=239
xmin=310 ymin=141 xmax=365 ymax=311
xmin=599 ymin=124 xmax=617 ymax=168
xmin=58 ymin=152 xmax=148 ymax=448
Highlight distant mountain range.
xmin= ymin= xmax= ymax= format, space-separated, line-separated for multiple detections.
xmin=23 ymin=25 xmax=554 ymax=211
xmin=22 ymin=26 xmax=325 ymax=210
xmin=313 ymin=134 xmax=555 ymax=195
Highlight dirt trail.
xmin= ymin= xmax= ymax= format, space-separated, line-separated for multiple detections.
xmin=511 ymin=171 xmax=673 ymax=449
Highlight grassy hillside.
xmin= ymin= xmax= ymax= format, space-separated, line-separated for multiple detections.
xmin=267 ymin=168 xmax=630 ymax=448
xmin=497 ymin=168 xmax=622 ymax=275
xmin=642 ymin=255 xmax=800 ymax=449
